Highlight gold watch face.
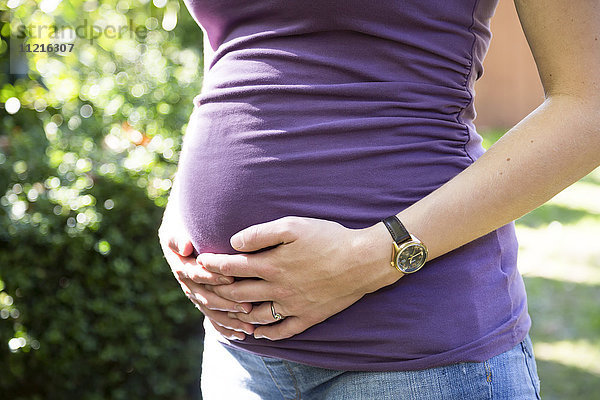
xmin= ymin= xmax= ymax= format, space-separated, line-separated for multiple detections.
xmin=395 ymin=242 xmax=427 ymax=273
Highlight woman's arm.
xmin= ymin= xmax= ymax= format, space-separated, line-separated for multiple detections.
xmin=193 ymin=0 xmax=600 ymax=340
xmin=395 ymin=0 xmax=600 ymax=263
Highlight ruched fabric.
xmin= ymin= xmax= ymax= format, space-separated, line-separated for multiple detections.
xmin=178 ymin=0 xmax=531 ymax=371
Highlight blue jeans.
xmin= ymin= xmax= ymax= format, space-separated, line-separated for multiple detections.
xmin=201 ymin=334 xmax=541 ymax=400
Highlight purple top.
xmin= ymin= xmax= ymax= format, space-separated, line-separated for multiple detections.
xmin=177 ymin=0 xmax=531 ymax=371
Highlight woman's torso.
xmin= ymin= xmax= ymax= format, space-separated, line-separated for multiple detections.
xmin=178 ymin=0 xmax=531 ymax=371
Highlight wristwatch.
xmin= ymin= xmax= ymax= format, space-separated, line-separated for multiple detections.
xmin=382 ymin=216 xmax=428 ymax=274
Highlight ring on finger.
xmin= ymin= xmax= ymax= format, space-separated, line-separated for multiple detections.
xmin=270 ymin=301 xmax=285 ymax=321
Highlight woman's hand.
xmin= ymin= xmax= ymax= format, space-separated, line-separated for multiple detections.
xmin=198 ymin=216 xmax=399 ymax=340
xmin=158 ymin=205 xmax=255 ymax=340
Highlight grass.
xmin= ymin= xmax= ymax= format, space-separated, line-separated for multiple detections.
xmin=482 ymin=130 xmax=600 ymax=399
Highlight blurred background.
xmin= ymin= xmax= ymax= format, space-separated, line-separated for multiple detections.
xmin=0 ymin=1 xmax=598 ymax=399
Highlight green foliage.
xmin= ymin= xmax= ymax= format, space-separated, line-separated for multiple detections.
xmin=0 ymin=0 xmax=204 ymax=398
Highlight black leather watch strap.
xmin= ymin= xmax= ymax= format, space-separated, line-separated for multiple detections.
xmin=382 ymin=216 xmax=411 ymax=245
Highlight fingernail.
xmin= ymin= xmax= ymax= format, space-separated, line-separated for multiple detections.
xmin=218 ymin=276 xmax=232 ymax=284
xmin=235 ymin=304 xmax=248 ymax=313
xmin=254 ymin=333 xmax=264 ymax=339
xmin=230 ymin=234 xmax=244 ymax=250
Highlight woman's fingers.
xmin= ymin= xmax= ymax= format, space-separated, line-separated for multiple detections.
xmin=207 ymin=319 xmax=246 ymax=341
xmin=204 ymin=278 xmax=275 ymax=303
xmin=186 ymin=264 xmax=234 ymax=285
xmin=186 ymin=290 xmax=249 ymax=341
xmin=199 ymin=304 xmax=255 ymax=336
xmin=158 ymin=208 xmax=253 ymax=341
xmin=163 ymin=239 xmax=253 ymax=316
xmin=227 ymin=301 xmax=283 ymax=325
xmin=174 ymin=274 xmax=250 ymax=315
xmin=197 ymin=252 xmax=272 ymax=279
xmin=158 ymin=205 xmax=195 ymax=256
xmin=159 ymin=215 xmax=234 ymax=285
xmin=162 ymin=240 xmax=233 ymax=285
xmin=253 ymin=317 xmax=309 ymax=341
xmin=167 ymin=236 xmax=194 ymax=257
xmin=185 ymin=279 xmax=252 ymax=313
xmin=178 ymin=276 xmax=254 ymax=336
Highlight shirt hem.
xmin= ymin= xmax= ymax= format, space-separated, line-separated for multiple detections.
xmin=211 ymin=322 xmax=531 ymax=372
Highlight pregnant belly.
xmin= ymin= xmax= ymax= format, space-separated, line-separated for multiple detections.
xmin=176 ymin=105 xmax=471 ymax=255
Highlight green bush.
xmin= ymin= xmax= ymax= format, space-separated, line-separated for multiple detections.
xmin=0 ymin=171 xmax=204 ymax=399
xmin=0 ymin=1 xmax=205 ymax=398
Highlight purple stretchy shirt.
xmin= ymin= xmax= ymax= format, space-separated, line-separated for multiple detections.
xmin=177 ymin=0 xmax=531 ymax=371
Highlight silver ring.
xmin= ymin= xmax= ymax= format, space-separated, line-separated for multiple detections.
xmin=270 ymin=301 xmax=284 ymax=321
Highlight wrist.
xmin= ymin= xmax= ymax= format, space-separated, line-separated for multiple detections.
xmin=352 ymin=222 xmax=404 ymax=292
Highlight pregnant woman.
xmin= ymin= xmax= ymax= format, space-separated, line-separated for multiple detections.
xmin=158 ymin=0 xmax=599 ymax=398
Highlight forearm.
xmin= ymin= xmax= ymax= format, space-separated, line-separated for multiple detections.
xmin=396 ymin=95 xmax=599 ymax=261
